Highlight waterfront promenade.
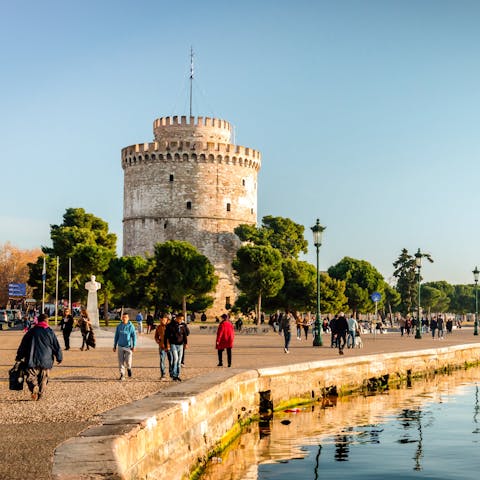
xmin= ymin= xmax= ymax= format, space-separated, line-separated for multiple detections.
xmin=1 ymin=325 xmax=479 ymax=479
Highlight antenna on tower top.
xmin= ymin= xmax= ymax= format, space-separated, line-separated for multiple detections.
xmin=189 ymin=47 xmax=194 ymax=117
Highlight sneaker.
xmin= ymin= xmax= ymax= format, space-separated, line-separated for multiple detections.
xmin=284 ymin=347 xmax=289 ymax=354
xmin=127 ymin=369 xmax=132 ymax=378
xmin=31 ymin=386 xmax=39 ymax=401
xmin=119 ymin=374 xmax=125 ymax=381
xmin=217 ymin=363 xmax=223 ymax=367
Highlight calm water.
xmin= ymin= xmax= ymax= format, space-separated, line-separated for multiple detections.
xmin=201 ymin=368 xmax=480 ymax=480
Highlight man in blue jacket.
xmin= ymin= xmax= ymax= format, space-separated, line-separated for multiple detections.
xmin=15 ymin=313 xmax=62 ymax=400
xmin=113 ymin=313 xmax=137 ymax=380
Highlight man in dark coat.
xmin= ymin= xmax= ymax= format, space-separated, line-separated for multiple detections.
xmin=15 ymin=313 xmax=62 ymax=400
xmin=336 ymin=312 xmax=349 ymax=355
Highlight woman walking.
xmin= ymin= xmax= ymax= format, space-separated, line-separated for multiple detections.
xmin=216 ymin=313 xmax=234 ymax=367
xmin=59 ymin=308 xmax=74 ymax=350
xmin=78 ymin=311 xmax=93 ymax=351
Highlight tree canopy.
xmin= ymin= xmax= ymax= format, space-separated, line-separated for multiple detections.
xmin=328 ymin=257 xmax=388 ymax=315
xmin=28 ymin=208 xmax=117 ymax=303
xmin=149 ymin=241 xmax=218 ymax=316
xmin=232 ymin=244 xmax=284 ymax=317
xmin=235 ymin=215 xmax=308 ymax=259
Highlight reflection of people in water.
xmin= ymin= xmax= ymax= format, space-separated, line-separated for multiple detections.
xmin=334 ymin=435 xmax=350 ymax=462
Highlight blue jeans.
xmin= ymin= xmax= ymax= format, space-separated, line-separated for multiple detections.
xmin=159 ymin=348 xmax=169 ymax=376
xmin=347 ymin=329 xmax=356 ymax=348
xmin=169 ymin=344 xmax=184 ymax=379
xmin=284 ymin=331 xmax=291 ymax=350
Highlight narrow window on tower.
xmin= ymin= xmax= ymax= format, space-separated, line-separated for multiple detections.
xmin=187 ymin=201 xmax=192 ymax=210
xmin=226 ymin=203 xmax=231 ymax=212
xmin=169 ymin=174 xmax=174 ymax=182
xmin=242 ymin=179 xmax=246 ymax=186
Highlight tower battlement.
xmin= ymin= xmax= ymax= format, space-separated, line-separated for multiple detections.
xmin=121 ymin=140 xmax=261 ymax=170
xmin=153 ymin=115 xmax=232 ymax=143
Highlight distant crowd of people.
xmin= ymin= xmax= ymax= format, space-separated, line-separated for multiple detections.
xmin=11 ymin=303 xmax=465 ymax=402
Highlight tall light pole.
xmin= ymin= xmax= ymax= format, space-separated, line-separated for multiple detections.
xmin=414 ymin=248 xmax=423 ymax=339
xmin=474 ymin=266 xmax=479 ymax=336
xmin=311 ymin=219 xmax=326 ymax=347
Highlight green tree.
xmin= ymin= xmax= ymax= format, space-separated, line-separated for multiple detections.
xmin=319 ymin=273 xmax=349 ymax=314
xmin=264 ymin=258 xmax=316 ymax=312
xmin=28 ymin=208 xmax=117 ymax=312
xmin=421 ymin=283 xmax=451 ymax=314
xmin=383 ymin=284 xmax=402 ymax=319
xmin=233 ymin=244 xmax=284 ymax=320
xmin=149 ymin=241 xmax=218 ymax=317
xmin=105 ymin=256 xmax=150 ymax=310
xmin=393 ymin=248 xmax=433 ymax=315
xmin=393 ymin=249 xmax=418 ymax=315
xmin=235 ymin=215 xmax=307 ymax=259
xmin=328 ymin=257 xmax=387 ymax=316
xmin=449 ymin=284 xmax=475 ymax=314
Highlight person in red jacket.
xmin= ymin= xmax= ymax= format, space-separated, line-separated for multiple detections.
xmin=216 ymin=313 xmax=235 ymax=367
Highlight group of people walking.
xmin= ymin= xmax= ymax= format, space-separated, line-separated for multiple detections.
xmin=278 ymin=311 xmax=361 ymax=355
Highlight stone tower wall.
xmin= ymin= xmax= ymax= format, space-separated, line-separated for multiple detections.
xmin=122 ymin=116 xmax=261 ymax=316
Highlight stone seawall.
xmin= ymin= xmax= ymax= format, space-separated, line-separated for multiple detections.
xmin=52 ymin=344 xmax=480 ymax=480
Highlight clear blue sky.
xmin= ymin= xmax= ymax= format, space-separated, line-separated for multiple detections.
xmin=1 ymin=0 xmax=479 ymax=285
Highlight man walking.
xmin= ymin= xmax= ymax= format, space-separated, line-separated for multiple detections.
xmin=113 ymin=313 xmax=137 ymax=381
xmin=135 ymin=311 xmax=144 ymax=334
xmin=154 ymin=313 xmax=170 ymax=380
xmin=15 ymin=313 xmax=62 ymax=400
xmin=347 ymin=314 xmax=358 ymax=348
xmin=336 ymin=312 xmax=349 ymax=355
xmin=278 ymin=310 xmax=295 ymax=353
xmin=165 ymin=313 xmax=189 ymax=381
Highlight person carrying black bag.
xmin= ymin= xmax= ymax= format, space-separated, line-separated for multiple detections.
xmin=15 ymin=313 xmax=62 ymax=401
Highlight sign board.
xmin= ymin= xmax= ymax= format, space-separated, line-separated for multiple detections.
xmin=8 ymin=283 xmax=26 ymax=297
xmin=370 ymin=292 xmax=382 ymax=303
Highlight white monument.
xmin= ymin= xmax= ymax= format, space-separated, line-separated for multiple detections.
xmin=85 ymin=275 xmax=101 ymax=328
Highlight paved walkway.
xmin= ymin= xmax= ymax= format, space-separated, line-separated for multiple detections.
xmin=0 ymin=324 xmax=478 ymax=479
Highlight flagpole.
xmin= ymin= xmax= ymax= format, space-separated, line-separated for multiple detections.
xmin=55 ymin=256 xmax=59 ymax=325
xmin=68 ymin=257 xmax=72 ymax=311
xmin=41 ymin=256 xmax=46 ymax=315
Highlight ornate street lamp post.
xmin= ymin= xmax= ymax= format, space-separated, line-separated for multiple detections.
xmin=414 ymin=248 xmax=423 ymax=339
xmin=473 ymin=266 xmax=479 ymax=336
xmin=311 ymin=219 xmax=326 ymax=347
